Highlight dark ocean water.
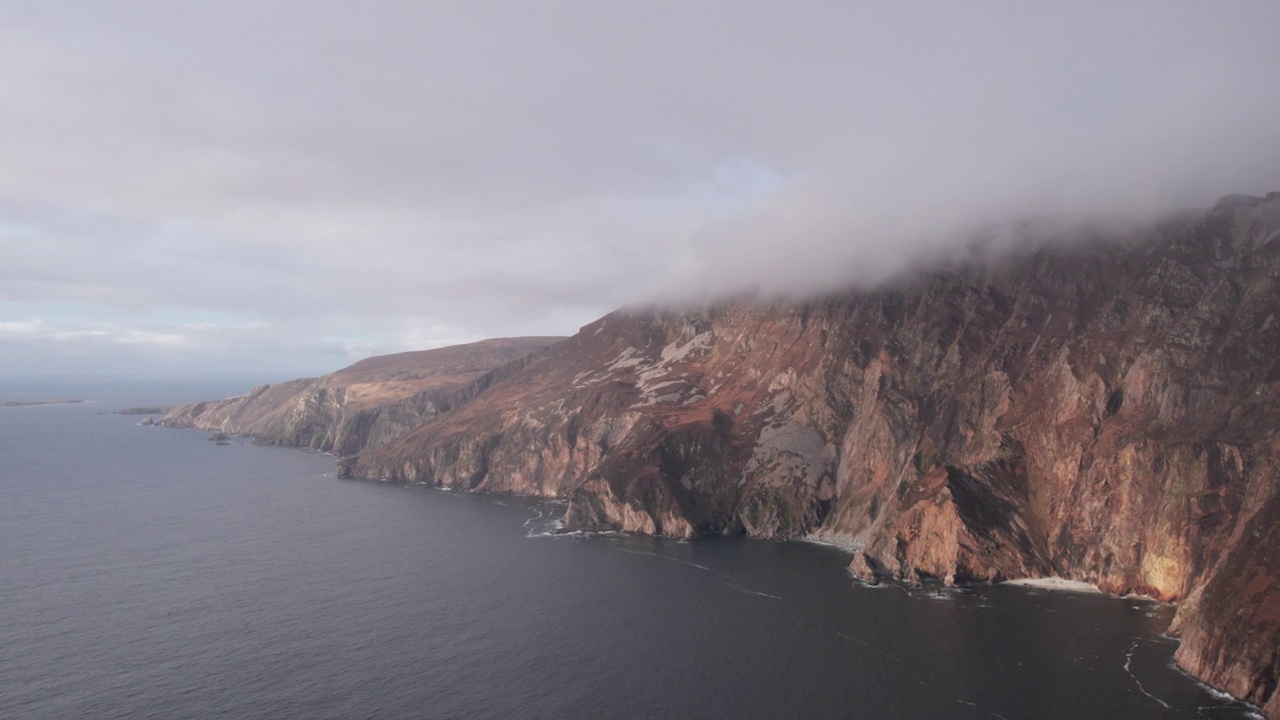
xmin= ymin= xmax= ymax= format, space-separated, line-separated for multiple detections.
xmin=0 ymin=381 xmax=1262 ymax=719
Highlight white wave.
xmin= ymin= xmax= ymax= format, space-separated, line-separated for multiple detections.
xmin=725 ymin=583 xmax=782 ymax=600
xmin=1123 ymin=640 xmax=1173 ymax=711
xmin=846 ymin=571 xmax=895 ymax=590
xmin=1166 ymin=661 xmax=1265 ymax=718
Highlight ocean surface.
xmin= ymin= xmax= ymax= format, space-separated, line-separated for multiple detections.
xmin=0 ymin=380 xmax=1262 ymax=719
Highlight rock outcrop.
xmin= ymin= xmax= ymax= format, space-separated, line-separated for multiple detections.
xmin=339 ymin=194 xmax=1280 ymax=715
xmin=158 ymin=337 xmax=563 ymax=455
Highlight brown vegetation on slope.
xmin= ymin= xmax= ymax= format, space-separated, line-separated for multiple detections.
xmin=158 ymin=337 xmax=563 ymax=455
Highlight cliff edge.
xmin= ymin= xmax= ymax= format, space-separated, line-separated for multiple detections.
xmin=341 ymin=195 xmax=1280 ymax=714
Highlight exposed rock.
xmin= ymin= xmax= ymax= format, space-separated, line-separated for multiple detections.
xmin=1171 ymin=487 xmax=1280 ymax=713
xmin=341 ymin=194 xmax=1280 ymax=715
xmin=158 ymin=337 xmax=563 ymax=455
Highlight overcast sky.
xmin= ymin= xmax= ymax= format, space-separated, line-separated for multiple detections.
xmin=3 ymin=2 xmax=1279 ymax=377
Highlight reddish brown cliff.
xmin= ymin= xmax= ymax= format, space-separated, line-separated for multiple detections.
xmin=158 ymin=337 xmax=562 ymax=454
xmin=343 ymin=194 xmax=1280 ymax=714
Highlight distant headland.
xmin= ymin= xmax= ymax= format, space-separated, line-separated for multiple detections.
xmin=0 ymin=399 xmax=85 ymax=408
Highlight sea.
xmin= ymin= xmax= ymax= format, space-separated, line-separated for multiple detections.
xmin=0 ymin=378 xmax=1263 ymax=719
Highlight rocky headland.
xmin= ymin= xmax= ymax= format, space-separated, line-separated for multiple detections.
xmin=172 ymin=194 xmax=1280 ymax=716
xmin=157 ymin=337 xmax=564 ymax=455
xmin=118 ymin=406 xmax=170 ymax=415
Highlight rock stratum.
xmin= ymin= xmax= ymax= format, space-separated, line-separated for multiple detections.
xmin=158 ymin=337 xmax=564 ymax=455
xmin=339 ymin=194 xmax=1280 ymax=716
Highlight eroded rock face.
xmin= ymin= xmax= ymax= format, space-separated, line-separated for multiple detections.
xmin=157 ymin=337 xmax=563 ymax=455
xmin=341 ymin=195 xmax=1280 ymax=714
xmin=1171 ymin=486 xmax=1280 ymax=714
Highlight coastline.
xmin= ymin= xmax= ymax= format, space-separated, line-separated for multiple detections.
xmin=1000 ymin=577 xmax=1102 ymax=593
xmin=797 ymin=533 xmax=861 ymax=554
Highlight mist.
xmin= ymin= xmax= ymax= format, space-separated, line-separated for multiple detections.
xmin=2 ymin=2 xmax=1278 ymax=374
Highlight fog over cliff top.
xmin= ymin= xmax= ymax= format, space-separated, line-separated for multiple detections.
xmin=2 ymin=2 xmax=1278 ymax=375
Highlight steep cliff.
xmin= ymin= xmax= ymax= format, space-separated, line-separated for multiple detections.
xmin=342 ymin=194 xmax=1280 ymax=714
xmin=158 ymin=337 xmax=563 ymax=455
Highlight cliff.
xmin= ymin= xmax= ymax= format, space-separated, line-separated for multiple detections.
xmin=158 ymin=337 xmax=563 ymax=455
xmin=341 ymin=194 xmax=1280 ymax=714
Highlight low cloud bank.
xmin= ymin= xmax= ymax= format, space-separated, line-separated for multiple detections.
xmin=2 ymin=3 xmax=1278 ymax=372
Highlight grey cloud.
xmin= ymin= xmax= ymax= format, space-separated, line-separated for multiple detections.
xmin=2 ymin=2 xmax=1278 ymax=374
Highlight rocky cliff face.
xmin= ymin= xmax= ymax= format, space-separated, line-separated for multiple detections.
xmin=341 ymin=194 xmax=1280 ymax=714
xmin=158 ymin=337 xmax=563 ymax=455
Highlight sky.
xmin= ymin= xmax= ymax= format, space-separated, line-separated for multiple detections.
xmin=3 ymin=2 xmax=1279 ymax=377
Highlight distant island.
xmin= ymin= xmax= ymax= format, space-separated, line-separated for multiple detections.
xmin=0 ymin=399 xmax=85 ymax=408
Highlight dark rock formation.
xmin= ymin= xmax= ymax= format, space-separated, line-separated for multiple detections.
xmin=340 ymin=195 xmax=1280 ymax=715
xmin=1171 ymin=490 xmax=1280 ymax=715
xmin=159 ymin=337 xmax=563 ymax=455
